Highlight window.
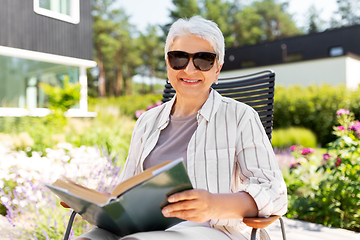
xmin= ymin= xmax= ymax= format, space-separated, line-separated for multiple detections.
xmin=0 ymin=55 xmax=79 ymax=109
xmin=34 ymin=0 xmax=80 ymax=24
xmin=329 ymin=46 xmax=344 ymax=57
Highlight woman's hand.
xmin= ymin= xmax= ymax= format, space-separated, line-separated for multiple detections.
xmin=161 ymin=189 xmax=215 ymax=223
xmin=161 ymin=190 xmax=258 ymax=222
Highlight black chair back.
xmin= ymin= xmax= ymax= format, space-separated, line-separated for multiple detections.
xmin=162 ymin=70 xmax=275 ymax=141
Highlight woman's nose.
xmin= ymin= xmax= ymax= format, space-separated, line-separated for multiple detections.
xmin=184 ymin=59 xmax=197 ymax=73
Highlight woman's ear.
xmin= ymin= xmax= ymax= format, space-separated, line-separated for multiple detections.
xmin=215 ymin=64 xmax=223 ymax=80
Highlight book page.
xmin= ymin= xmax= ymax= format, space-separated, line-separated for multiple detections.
xmin=110 ymin=160 xmax=172 ymax=197
xmin=52 ymin=179 xmax=109 ymax=205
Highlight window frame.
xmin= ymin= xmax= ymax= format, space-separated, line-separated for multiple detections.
xmin=33 ymin=0 xmax=80 ymax=24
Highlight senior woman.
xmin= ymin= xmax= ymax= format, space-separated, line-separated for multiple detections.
xmin=75 ymin=16 xmax=287 ymax=240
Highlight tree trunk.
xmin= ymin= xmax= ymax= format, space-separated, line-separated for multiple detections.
xmin=115 ymin=68 xmax=123 ymax=96
xmin=97 ymin=60 xmax=106 ymax=97
xmin=125 ymin=77 xmax=133 ymax=95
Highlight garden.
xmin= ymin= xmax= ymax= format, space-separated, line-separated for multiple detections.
xmin=1 ymin=84 xmax=360 ymax=239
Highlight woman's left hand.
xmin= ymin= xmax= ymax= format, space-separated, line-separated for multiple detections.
xmin=161 ymin=189 xmax=215 ymax=222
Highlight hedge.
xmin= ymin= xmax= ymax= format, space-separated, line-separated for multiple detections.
xmin=273 ymin=84 xmax=360 ymax=146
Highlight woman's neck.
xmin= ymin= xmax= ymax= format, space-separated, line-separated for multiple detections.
xmin=171 ymin=92 xmax=209 ymax=118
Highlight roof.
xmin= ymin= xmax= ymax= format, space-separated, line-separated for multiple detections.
xmin=222 ymin=24 xmax=360 ymax=71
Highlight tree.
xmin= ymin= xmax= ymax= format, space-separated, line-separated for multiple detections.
xmin=334 ymin=0 xmax=360 ymax=26
xmin=170 ymin=0 xmax=201 ymax=20
xmin=306 ymin=5 xmax=324 ymax=34
xmin=165 ymin=0 xmax=302 ymax=48
xmin=111 ymin=11 xmax=140 ymax=96
xmin=92 ymin=0 xmax=120 ymax=97
xmin=203 ymin=0 xmax=237 ymax=46
xmin=232 ymin=5 xmax=264 ymax=46
xmin=138 ymin=25 xmax=166 ymax=93
xmin=252 ymin=0 xmax=302 ymax=41
xmin=92 ymin=0 xmax=142 ymax=97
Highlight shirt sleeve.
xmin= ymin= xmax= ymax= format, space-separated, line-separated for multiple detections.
xmin=235 ymin=108 xmax=288 ymax=217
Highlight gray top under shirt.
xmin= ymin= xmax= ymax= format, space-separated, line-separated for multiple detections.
xmin=143 ymin=112 xmax=198 ymax=170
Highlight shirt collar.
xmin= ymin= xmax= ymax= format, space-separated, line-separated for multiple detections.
xmin=198 ymin=88 xmax=222 ymax=123
xmin=158 ymin=89 xmax=223 ymax=128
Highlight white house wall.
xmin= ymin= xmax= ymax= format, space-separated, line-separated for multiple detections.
xmin=346 ymin=56 xmax=360 ymax=89
xmin=219 ymin=56 xmax=356 ymax=88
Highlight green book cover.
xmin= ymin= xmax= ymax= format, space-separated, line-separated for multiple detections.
xmin=45 ymin=158 xmax=193 ymax=236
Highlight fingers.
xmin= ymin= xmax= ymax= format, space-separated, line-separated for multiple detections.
xmin=162 ymin=189 xmax=213 ymax=222
xmin=168 ymin=189 xmax=205 ymax=203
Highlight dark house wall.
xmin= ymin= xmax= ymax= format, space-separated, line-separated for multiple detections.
xmin=0 ymin=0 xmax=93 ymax=60
xmin=223 ymin=25 xmax=360 ymax=71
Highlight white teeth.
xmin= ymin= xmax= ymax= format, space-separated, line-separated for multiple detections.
xmin=182 ymin=79 xmax=198 ymax=83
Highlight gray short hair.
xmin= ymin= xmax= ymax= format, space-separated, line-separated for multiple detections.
xmin=165 ymin=16 xmax=225 ymax=65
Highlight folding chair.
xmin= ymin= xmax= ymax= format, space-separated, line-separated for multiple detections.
xmin=162 ymin=69 xmax=286 ymax=240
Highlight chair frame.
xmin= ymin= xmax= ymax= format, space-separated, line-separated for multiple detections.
xmin=162 ymin=69 xmax=286 ymax=240
xmin=162 ymin=70 xmax=275 ymax=141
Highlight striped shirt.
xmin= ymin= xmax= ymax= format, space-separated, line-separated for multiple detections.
xmin=118 ymin=89 xmax=288 ymax=240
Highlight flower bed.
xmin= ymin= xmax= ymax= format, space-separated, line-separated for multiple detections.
xmin=0 ymin=141 xmax=122 ymax=239
xmin=285 ymin=109 xmax=360 ymax=232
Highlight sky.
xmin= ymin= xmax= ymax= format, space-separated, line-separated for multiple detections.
xmin=115 ymin=0 xmax=339 ymax=33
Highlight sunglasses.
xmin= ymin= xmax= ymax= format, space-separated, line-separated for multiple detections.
xmin=167 ymin=51 xmax=217 ymax=71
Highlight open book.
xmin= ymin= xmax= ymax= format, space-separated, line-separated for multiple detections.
xmin=45 ymin=158 xmax=192 ymax=236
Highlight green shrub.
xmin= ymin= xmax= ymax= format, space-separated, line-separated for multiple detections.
xmin=274 ymin=84 xmax=360 ymax=146
xmin=0 ymin=94 xmax=160 ymax=157
xmin=285 ymin=109 xmax=360 ymax=232
xmin=88 ymin=94 xmax=162 ymax=119
xmin=272 ymin=127 xmax=317 ymax=149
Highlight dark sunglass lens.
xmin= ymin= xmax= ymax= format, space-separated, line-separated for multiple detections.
xmin=193 ymin=52 xmax=216 ymax=71
xmin=168 ymin=51 xmax=189 ymax=70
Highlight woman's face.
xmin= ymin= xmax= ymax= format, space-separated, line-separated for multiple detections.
xmin=166 ymin=35 xmax=222 ymax=101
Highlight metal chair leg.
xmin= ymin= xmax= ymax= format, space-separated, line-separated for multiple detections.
xmin=64 ymin=211 xmax=77 ymax=240
xmin=279 ymin=217 xmax=287 ymax=240
xmin=250 ymin=228 xmax=258 ymax=240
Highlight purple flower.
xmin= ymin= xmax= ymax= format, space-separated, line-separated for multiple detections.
xmin=337 ymin=126 xmax=345 ymax=131
xmin=135 ymin=109 xmax=146 ymax=119
xmin=349 ymin=121 xmax=360 ymax=132
xmin=290 ymin=145 xmax=298 ymax=151
xmin=5 ymin=214 xmax=15 ymax=227
xmin=147 ymin=101 xmax=162 ymax=110
xmin=301 ymin=147 xmax=316 ymax=155
xmin=336 ymin=109 xmax=350 ymax=115
xmin=322 ymin=153 xmax=331 ymax=161
xmin=290 ymin=162 xmax=301 ymax=169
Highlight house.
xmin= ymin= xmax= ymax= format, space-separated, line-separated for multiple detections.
xmin=220 ymin=24 xmax=360 ymax=89
xmin=0 ymin=0 xmax=97 ymax=117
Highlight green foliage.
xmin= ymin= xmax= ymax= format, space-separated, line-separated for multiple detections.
xmin=272 ymin=127 xmax=317 ymax=149
xmin=0 ymin=117 xmax=65 ymax=153
xmin=273 ymin=84 xmax=360 ymax=146
xmin=88 ymin=94 xmax=162 ymax=118
xmin=170 ymin=0 xmax=201 ymax=20
xmin=169 ymin=0 xmax=303 ymax=48
xmin=0 ymin=94 xmax=161 ymax=158
xmin=285 ymin=110 xmax=360 ymax=232
xmin=39 ymin=77 xmax=81 ymax=113
xmin=39 ymin=76 xmax=81 ymax=129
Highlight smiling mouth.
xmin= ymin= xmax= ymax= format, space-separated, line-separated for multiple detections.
xmin=181 ymin=78 xmax=199 ymax=83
